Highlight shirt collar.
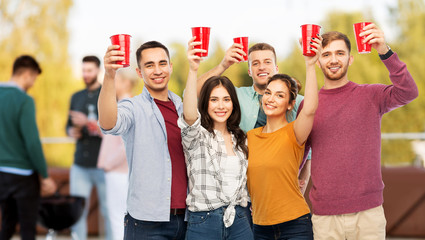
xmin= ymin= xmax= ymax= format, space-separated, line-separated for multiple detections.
xmin=212 ymin=129 xmax=238 ymax=145
xmin=0 ymin=81 xmax=24 ymax=92
xmin=141 ymin=85 xmax=182 ymax=106
xmin=248 ymin=85 xmax=260 ymax=99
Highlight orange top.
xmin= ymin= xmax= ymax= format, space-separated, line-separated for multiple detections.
xmin=247 ymin=122 xmax=310 ymax=225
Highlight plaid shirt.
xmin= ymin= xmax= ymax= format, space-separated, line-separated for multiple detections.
xmin=178 ymin=114 xmax=249 ymax=227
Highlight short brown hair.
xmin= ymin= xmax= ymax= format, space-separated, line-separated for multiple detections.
xmin=12 ymin=55 xmax=42 ymax=75
xmin=322 ymin=31 xmax=351 ymax=53
xmin=82 ymin=56 xmax=100 ymax=67
xmin=248 ymin=43 xmax=277 ymax=63
xmin=136 ymin=41 xmax=170 ymax=68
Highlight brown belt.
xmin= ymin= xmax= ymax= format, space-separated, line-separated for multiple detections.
xmin=170 ymin=208 xmax=185 ymax=215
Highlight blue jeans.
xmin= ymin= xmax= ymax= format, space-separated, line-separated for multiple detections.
xmin=70 ymin=165 xmax=111 ymax=240
xmin=253 ymin=213 xmax=313 ymax=240
xmin=186 ymin=205 xmax=254 ymax=240
xmin=124 ymin=213 xmax=186 ymax=240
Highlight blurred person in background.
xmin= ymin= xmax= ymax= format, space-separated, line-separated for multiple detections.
xmin=66 ymin=56 xmax=111 ymax=240
xmin=0 ymin=55 xmax=57 ymax=240
xmin=97 ymin=69 xmax=137 ymax=240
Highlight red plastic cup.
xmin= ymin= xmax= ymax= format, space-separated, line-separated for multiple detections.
xmin=353 ymin=22 xmax=372 ymax=54
xmin=301 ymin=24 xmax=321 ymax=56
xmin=110 ymin=34 xmax=131 ymax=67
xmin=191 ymin=27 xmax=210 ymax=57
xmin=233 ymin=37 xmax=249 ymax=62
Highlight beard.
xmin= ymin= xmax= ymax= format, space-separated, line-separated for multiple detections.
xmin=320 ymin=60 xmax=349 ymax=81
xmin=84 ymin=76 xmax=97 ymax=88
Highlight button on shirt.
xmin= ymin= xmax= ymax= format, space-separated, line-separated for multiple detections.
xmin=101 ymin=87 xmax=183 ymax=222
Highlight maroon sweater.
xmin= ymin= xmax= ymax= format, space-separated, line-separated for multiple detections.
xmin=304 ymin=53 xmax=418 ymax=215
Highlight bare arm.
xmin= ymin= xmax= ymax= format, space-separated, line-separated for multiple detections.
xmin=98 ymin=45 xmax=124 ymax=130
xmin=184 ymin=37 xmax=205 ymax=125
xmin=294 ymin=36 xmax=322 ymax=145
xmin=196 ymin=43 xmax=245 ymax=95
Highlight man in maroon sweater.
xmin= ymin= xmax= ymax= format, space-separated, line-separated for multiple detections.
xmin=300 ymin=24 xmax=418 ymax=239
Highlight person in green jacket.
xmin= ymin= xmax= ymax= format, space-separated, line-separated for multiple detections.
xmin=0 ymin=55 xmax=56 ymax=240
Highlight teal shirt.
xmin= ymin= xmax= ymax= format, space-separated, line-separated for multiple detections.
xmin=0 ymin=85 xmax=48 ymax=178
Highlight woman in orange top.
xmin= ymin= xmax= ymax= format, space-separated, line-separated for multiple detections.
xmin=247 ymin=36 xmax=322 ymax=240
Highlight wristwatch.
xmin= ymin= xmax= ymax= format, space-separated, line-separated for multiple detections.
xmin=379 ymin=45 xmax=393 ymax=60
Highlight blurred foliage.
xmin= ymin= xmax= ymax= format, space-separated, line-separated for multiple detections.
xmin=0 ymin=0 xmax=78 ymax=167
xmin=0 ymin=0 xmax=423 ymax=168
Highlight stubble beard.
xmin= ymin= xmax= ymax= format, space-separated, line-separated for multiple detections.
xmin=84 ymin=77 xmax=97 ymax=88
xmin=321 ymin=60 xmax=349 ymax=81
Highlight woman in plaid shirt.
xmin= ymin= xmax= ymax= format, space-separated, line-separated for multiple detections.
xmin=177 ymin=38 xmax=253 ymax=240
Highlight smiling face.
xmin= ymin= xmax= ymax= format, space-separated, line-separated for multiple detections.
xmin=136 ymin=47 xmax=172 ymax=95
xmin=207 ymin=85 xmax=233 ymax=127
xmin=262 ymin=80 xmax=294 ymax=118
xmin=248 ymin=50 xmax=279 ymax=91
xmin=318 ymin=39 xmax=353 ymax=82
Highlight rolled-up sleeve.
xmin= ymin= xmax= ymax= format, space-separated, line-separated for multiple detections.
xmin=177 ymin=112 xmax=202 ymax=160
xmin=101 ymin=99 xmax=134 ymax=136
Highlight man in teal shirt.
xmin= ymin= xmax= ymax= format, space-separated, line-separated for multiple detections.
xmin=196 ymin=43 xmax=310 ymax=193
xmin=0 ymin=55 xmax=56 ymax=240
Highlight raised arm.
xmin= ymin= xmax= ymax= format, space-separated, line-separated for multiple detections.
xmin=98 ymin=45 xmax=124 ymax=130
xmin=361 ymin=23 xmax=418 ymax=110
xmin=184 ymin=37 xmax=205 ymax=125
xmin=196 ymin=43 xmax=245 ymax=95
xmin=294 ymin=36 xmax=322 ymax=145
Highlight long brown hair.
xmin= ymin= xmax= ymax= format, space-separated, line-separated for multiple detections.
xmin=198 ymin=76 xmax=248 ymax=158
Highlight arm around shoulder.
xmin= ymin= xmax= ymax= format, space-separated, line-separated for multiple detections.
xmin=196 ymin=43 xmax=245 ymax=95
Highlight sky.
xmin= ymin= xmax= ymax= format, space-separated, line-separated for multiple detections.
xmin=67 ymin=0 xmax=398 ymax=77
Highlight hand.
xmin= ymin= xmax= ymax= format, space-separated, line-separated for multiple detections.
xmin=360 ymin=23 xmax=389 ymax=55
xmin=299 ymin=179 xmax=307 ymax=195
xmin=87 ymin=120 xmax=103 ymax=137
xmin=69 ymin=110 xmax=88 ymax=128
xmin=68 ymin=126 xmax=82 ymax=139
xmin=41 ymin=177 xmax=57 ymax=196
xmin=104 ymin=45 xmax=125 ymax=79
xmin=219 ymin=43 xmax=246 ymax=70
xmin=187 ymin=37 xmax=205 ymax=72
xmin=302 ymin=35 xmax=323 ymax=66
